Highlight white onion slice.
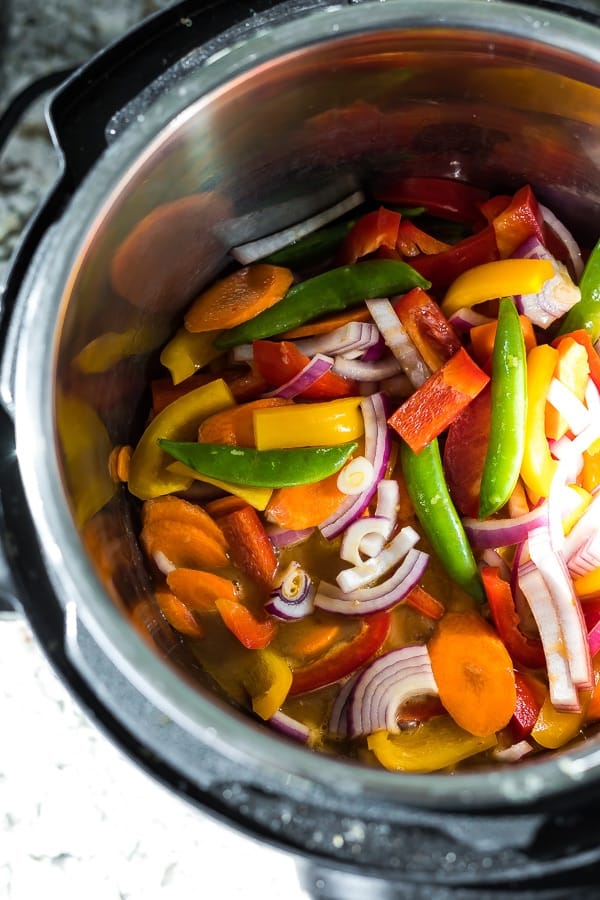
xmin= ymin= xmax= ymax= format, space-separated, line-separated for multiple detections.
xmin=518 ymin=561 xmax=579 ymax=711
xmin=492 ymin=740 xmax=534 ymax=763
xmin=336 ymin=525 xmax=420 ymax=593
xmin=462 ymin=504 xmax=549 ymax=550
xmin=527 ymin=526 xmax=592 ymax=690
xmin=294 ymin=322 xmax=380 ymax=359
xmin=340 ymin=516 xmax=392 ymax=567
xmin=230 ymin=343 xmax=255 ymax=364
xmin=153 ymin=551 xmax=176 ymax=575
xmin=539 ymin=203 xmax=584 ymax=280
xmin=365 ymin=297 xmax=431 ymax=387
xmin=319 ymin=392 xmax=391 ymax=540
xmin=231 ymin=190 xmax=365 ymax=264
xmin=269 ymin=711 xmax=310 ymax=743
xmin=267 ymin=525 xmax=314 ymax=549
xmin=348 ymin=645 xmax=439 ymax=737
xmin=315 ymin=548 xmax=429 ymax=615
xmin=546 ymin=378 xmax=590 ymax=436
xmin=568 ymin=532 xmax=600 ymax=577
xmin=360 ymin=479 xmax=400 ymax=558
xmin=328 ymin=674 xmax=359 ymax=738
xmin=265 ymin=353 xmax=334 ymax=399
xmin=337 ymin=455 xmax=375 ymax=496
xmin=333 ymin=354 xmax=402 ymax=381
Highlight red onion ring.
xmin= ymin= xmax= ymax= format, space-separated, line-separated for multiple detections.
xmin=463 ymin=503 xmax=549 ymax=550
xmin=265 ymin=353 xmax=334 ymax=399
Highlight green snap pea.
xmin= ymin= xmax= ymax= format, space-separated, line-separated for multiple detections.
xmin=264 ymin=219 xmax=357 ymax=268
xmin=158 ymin=439 xmax=357 ymax=488
xmin=478 ymin=298 xmax=527 ymax=519
xmin=558 ymin=238 xmax=600 ymax=341
xmin=214 ymin=260 xmax=430 ymax=349
xmin=400 ymin=438 xmax=484 ymax=603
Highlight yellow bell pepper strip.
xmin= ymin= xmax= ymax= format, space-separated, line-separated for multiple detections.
xmin=214 ymin=260 xmax=430 ymax=349
xmin=520 ymin=344 xmax=558 ymax=498
xmin=367 ymin=717 xmax=497 ymax=773
xmin=531 ymin=692 xmax=588 ymax=749
xmin=127 ymin=378 xmax=235 ymax=500
xmin=582 ymin=450 xmax=600 ymax=494
xmin=478 ymin=298 xmax=527 ymax=519
xmin=441 ymin=258 xmax=555 ymax=318
xmin=253 ymin=396 xmax=364 ymax=450
xmin=573 ymin=566 xmax=600 ymax=600
xmin=160 ymin=328 xmax=224 ymax=385
xmin=243 ymin=649 xmax=293 ymax=720
xmin=74 ymin=323 xmax=170 ymax=374
xmin=158 ymin=440 xmax=358 ymax=488
xmin=166 ymin=462 xmax=273 ymax=510
xmin=544 ymin=336 xmax=590 ymax=440
xmin=557 ymin=238 xmax=600 ymax=341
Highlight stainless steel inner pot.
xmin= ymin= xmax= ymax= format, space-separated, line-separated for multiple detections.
xmin=3 ymin=0 xmax=600 ymax=892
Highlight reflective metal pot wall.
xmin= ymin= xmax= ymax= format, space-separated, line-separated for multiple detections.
xmin=2 ymin=0 xmax=600 ymax=895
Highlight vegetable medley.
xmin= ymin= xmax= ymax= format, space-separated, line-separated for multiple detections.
xmin=117 ymin=176 xmax=600 ymax=773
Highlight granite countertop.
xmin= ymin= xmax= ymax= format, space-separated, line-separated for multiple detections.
xmin=0 ymin=3 xmax=307 ymax=898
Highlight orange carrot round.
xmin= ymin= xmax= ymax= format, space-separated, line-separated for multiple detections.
xmin=184 ymin=264 xmax=293 ymax=333
xmin=198 ymin=398 xmax=291 ymax=447
xmin=265 ymin=471 xmax=346 ymax=530
xmin=428 ymin=611 xmax=517 ymax=737
xmin=167 ymin=568 xmax=239 ymax=612
xmin=142 ymin=495 xmax=228 ymax=548
xmin=155 ymin=589 xmax=205 ymax=638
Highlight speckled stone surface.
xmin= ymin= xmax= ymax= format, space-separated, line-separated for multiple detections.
xmin=0 ymin=3 xmax=307 ymax=898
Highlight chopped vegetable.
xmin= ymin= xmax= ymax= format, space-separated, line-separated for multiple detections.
xmin=265 ymin=472 xmax=346 ymax=530
xmin=198 ymin=398 xmax=291 ymax=447
xmin=160 ymin=328 xmax=224 ymax=385
xmin=215 ymin=596 xmax=277 ymax=649
xmin=159 ymin=440 xmax=358 ymax=488
xmin=558 ymin=238 xmax=600 ymax=341
xmin=216 ymin=504 xmax=278 ymax=591
xmin=520 ymin=345 xmax=558 ymax=498
xmin=441 ymin=258 xmax=554 ymax=318
xmin=166 ymin=568 xmax=239 ymax=611
xmin=253 ymin=396 xmax=363 ymax=450
xmin=481 ymin=566 xmax=545 ymax=669
xmin=243 ymin=649 xmax=293 ymax=720
xmin=367 ymin=717 xmax=497 ymax=772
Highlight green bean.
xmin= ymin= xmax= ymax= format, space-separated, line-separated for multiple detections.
xmin=478 ymin=298 xmax=527 ymax=519
xmin=558 ymin=238 xmax=600 ymax=341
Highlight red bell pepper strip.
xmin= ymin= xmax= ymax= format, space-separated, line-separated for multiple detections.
xmin=481 ymin=566 xmax=546 ymax=670
xmin=289 ymin=610 xmax=391 ymax=695
xmin=511 ymin=671 xmax=544 ymax=740
xmin=388 ymin=347 xmax=490 ymax=453
xmin=252 ymin=340 xmax=357 ymax=399
xmin=393 ymin=287 xmax=462 ymax=372
xmin=214 ymin=596 xmax=277 ymax=649
xmin=552 ymin=329 xmax=600 ymax=390
xmin=491 ymin=184 xmax=545 ymax=258
xmin=215 ymin=504 xmax=278 ymax=592
xmin=408 ymin=225 xmax=499 ymax=291
xmin=478 ymin=194 xmax=511 ymax=225
xmin=396 ymin=220 xmax=450 ymax=258
xmin=372 ymin=176 xmax=489 ymax=225
xmin=337 ymin=207 xmax=401 ymax=264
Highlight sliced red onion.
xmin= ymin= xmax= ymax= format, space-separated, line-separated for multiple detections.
xmin=348 ymin=645 xmax=439 ymax=737
xmin=379 ymin=372 xmax=413 ymax=399
xmin=528 ymin=525 xmax=592 ymax=689
xmin=513 ymin=239 xmax=581 ymax=328
xmin=481 ymin=548 xmax=511 ymax=580
xmin=546 ymin=378 xmax=590 ymax=436
xmin=293 ymin=322 xmax=380 ymax=360
xmin=265 ymin=353 xmax=334 ymax=399
xmin=518 ymin=560 xmax=580 ymax=711
xmin=360 ymin=479 xmax=399 ymax=558
xmin=448 ymin=307 xmax=494 ymax=334
xmin=332 ymin=354 xmax=401 ymax=382
xmin=230 ymin=190 xmax=365 ymax=264
xmin=267 ymin=525 xmax=314 ymax=549
xmin=340 ymin=516 xmax=392 ymax=567
xmin=336 ymin=455 xmax=375 ymax=497
xmin=463 ymin=504 xmax=549 ymax=550
xmin=336 ymin=525 xmax=420 ymax=593
xmin=328 ymin=674 xmax=359 ymax=738
xmin=315 ymin=548 xmax=429 ymax=615
xmin=492 ymin=740 xmax=534 ymax=763
xmin=568 ymin=532 xmax=600 ymax=577
xmin=589 ymin=619 xmax=600 ymax=658
xmin=539 ymin=203 xmax=584 ymax=280
xmin=548 ymin=415 xmax=600 ymax=552
xmin=565 ymin=492 xmax=600 ymax=571
xmin=319 ymin=392 xmax=391 ymax=540
xmin=360 ymin=331 xmax=386 ymax=362
xmin=365 ymin=298 xmax=431 ymax=387
xmin=269 ymin=711 xmax=311 ymax=743
xmin=265 ymin=561 xmax=315 ymax=620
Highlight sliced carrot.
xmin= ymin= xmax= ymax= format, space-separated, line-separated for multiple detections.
xmin=184 ymin=264 xmax=294 ymax=333
xmin=264 ymin=471 xmax=345 ymax=530
xmin=216 ymin=505 xmax=278 ymax=591
xmin=280 ymin=305 xmax=371 ymax=339
xmin=155 ymin=589 xmax=205 ymax=638
xmin=167 ymin=568 xmax=239 ymax=612
xmin=280 ymin=619 xmax=342 ymax=661
xmin=428 ymin=610 xmax=517 ymax=737
xmin=582 ymin=450 xmax=600 ymax=494
xmin=141 ymin=519 xmax=229 ymax=570
xmin=215 ymin=596 xmax=277 ymax=649
xmin=405 ymin=585 xmax=445 ymax=620
xmin=142 ymin=495 xmax=228 ymax=549
xmin=198 ymin=398 xmax=291 ymax=447
xmin=108 ymin=445 xmax=132 ymax=483
xmin=205 ymin=495 xmax=248 ymax=518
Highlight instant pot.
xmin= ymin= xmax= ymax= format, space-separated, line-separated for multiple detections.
xmin=1 ymin=1 xmax=600 ymax=896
